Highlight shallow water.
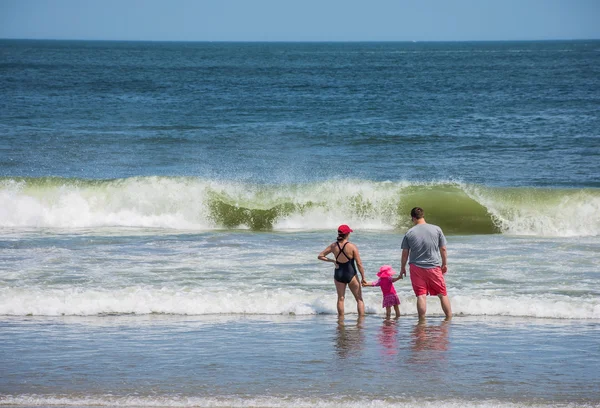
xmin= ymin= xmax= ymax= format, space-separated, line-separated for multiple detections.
xmin=1 ymin=230 xmax=598 ymax=319
xmin=1 ymin=315 xmax=599 ymax=407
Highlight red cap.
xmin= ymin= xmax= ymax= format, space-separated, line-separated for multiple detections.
xmin=337 ymin=224 xmax=353 ymax=234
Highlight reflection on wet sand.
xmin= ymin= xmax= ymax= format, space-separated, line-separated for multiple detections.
xmin=377 ymin=317 xmax=399 ymax=356
xmin=335 ymin=316 xmax=365 ymax=359
xmin=409 ymin=319 xmax=450 ymax=366
xmin=412 ymin=319 xmax=450 ymax=351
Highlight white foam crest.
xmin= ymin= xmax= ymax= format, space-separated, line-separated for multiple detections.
xmin=0 ymin=286 xmax=336 ymax=316
xmin=0 ymin=178 xmax=213 ymax=229
xmin=0 ymin=395 xmax=585 ymax=408
xmin=273 ymin=203 xmax=394 ymax=231
xmin=465 ymin=186 xmax=600 ymax=237
xmin=217 ymin=178 xmax=403 ymax=230
xmin=1 ymin=287 xmax=598 ymax=319
xmin=451 ymin=294 xmax=600 ymax=320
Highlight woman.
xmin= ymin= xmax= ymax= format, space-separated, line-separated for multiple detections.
xmin=318 ymin=224 xmax=367 ymax=316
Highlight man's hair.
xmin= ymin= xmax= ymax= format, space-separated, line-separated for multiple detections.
xmin=410 ymin=207 xmax=424 ymax=219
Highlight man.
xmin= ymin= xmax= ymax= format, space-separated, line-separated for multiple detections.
xmin=400 ymin=207 xmax=452 ymax=320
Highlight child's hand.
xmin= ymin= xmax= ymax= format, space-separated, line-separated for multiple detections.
xmin=361 ymin=281 xmax=369 ymax=287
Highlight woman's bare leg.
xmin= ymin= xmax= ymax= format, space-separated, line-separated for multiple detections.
xmin=334 ymin=280 xmax=347 ymax=316
xmin=348 ymin=276 xmax=365 ymax=316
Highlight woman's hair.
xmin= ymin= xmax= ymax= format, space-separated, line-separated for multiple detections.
xmin=337 ymin=232 xmax=349 ymax=242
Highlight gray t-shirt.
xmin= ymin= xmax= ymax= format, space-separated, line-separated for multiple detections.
xmin=401 ymin=223 xmax=447 ymax=268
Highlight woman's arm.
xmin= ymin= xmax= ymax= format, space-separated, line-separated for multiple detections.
xmin=353 ymin=245 xmax=367 ymax=284
xmin=318 ymin=244 xmax=336 ymax=264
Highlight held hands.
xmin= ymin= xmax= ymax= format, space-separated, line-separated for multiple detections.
xmin=400 ymin=266 xmax=407 ymax=279
xmin=361 ymin=279 xmax=368 ymax=287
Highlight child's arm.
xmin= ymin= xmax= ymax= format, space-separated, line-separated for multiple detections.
xmin=391 ymin=275 xmax=402 ymax=282
xmin=362 ymin=279 xmax=380 ymax=287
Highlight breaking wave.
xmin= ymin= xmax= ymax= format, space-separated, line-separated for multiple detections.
xmin=1 ymin=176 xmax=599 ymax=236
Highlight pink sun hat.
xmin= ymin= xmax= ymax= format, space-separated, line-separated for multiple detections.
xmin=377 ymin=265 xmax=396 ymax=278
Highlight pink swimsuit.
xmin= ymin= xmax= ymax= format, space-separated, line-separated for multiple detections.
xmin=372 ymin=277 xmax=401 ymax=308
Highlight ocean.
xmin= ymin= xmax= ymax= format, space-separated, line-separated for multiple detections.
xmin=0 ymin=39 xmax=599 ymax=407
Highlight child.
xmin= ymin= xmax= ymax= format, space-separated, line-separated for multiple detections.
xmin=363 ymin=265 xmax=402 ymax=318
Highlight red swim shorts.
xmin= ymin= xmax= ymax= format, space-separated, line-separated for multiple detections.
xmin=409 ymin=264 xmax=447 ymax=297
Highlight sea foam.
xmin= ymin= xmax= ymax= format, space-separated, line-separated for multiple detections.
xmin=1 ymin=287 xmax=598 ymax=319
xmin=1 ymin=394 xmax=596 ymax=408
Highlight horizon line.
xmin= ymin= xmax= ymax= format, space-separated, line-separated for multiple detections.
xmin=1 ymin=37 xmax=599 ymax=43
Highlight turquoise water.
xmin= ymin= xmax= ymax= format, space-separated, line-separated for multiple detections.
xmin=1 ymin=40 xmax=599 ymax=407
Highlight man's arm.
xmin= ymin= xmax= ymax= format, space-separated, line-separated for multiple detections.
xmin=440 ymin=246 xmax=447 ymax=274
xmin=400 ymin=248 xmax=409 ymax=279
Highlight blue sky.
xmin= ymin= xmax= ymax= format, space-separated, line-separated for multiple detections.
xmin=1 ymin=0 xmax=599 ymax=41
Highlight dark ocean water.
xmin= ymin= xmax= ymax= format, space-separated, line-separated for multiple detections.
xmin=1 ymin=40 xmax=599 ymax=186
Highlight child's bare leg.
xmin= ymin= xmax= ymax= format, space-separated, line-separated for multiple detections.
xmin=393 ymin=304 xmax=400 ymax=318
xmin=385 ymin=306 xmax=391 ymax=319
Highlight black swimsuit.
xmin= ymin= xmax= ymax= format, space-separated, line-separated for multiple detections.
xmin=334 ymin=242 xmax=357 ymax=284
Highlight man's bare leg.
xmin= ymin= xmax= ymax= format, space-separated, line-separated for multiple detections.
xmin=416 ymin=295 xmax=427 ymax=320
xmin=439 ymin=294 xmax=452 ymax=320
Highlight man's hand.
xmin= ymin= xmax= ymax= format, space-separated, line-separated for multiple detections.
xmin=400 ymin=266 xmax=407 ymax=279
xmin=441 ymin=265 xmax=448 ymax=274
